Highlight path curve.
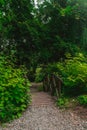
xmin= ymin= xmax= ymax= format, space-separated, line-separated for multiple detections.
xmin=0 ymin=83 xmax=87 ymax=130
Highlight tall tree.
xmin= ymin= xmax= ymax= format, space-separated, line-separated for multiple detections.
xmin=1 ymin=0 xmax=37 ymax=65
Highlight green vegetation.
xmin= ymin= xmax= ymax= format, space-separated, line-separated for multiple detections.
xmin=57 ymin=53 xmax=87 ymax=96
xmin=35 ymin=68 xmax=44 ymax=82
xmin=56 ymin=97 xmax=69 ymax=108
xmin=0 ymin=55 xmax=31 ymax=122
xmin=41 ymin=53 xmax=87 ymax=107
xmin=56 ymin=97 xmax=77 ymax=108
xmin=78 ymin=95 xmax=87 ymax=106
xmin=0 ymin=0 xmax=87 ymax=122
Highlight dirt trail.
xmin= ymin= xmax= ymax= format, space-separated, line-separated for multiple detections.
xmin=31 ymin=83 xmax=55 ymax=106
xmin=0 ymin=83 xmax=87 ymax=130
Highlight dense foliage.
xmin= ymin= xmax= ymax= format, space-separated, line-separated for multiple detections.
xmin=57 ymin=53 xmax=87 ymax=96
xmin=0 ymin=55 xmax=31 ymax=122
xmin=0 ymin=0 xmax=87 ymax=69
xmin=38 ymin=53 xmax=87 ymax=106
xmin=78 ymin=95 xmax=87 ymax=106
xmin=0 ymin=0 xmax=87 ymax=115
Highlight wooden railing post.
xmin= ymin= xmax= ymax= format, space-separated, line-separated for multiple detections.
xmin=43 ymin=74 xmax=62 ymax=98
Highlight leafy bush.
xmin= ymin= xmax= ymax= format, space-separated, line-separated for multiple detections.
xmin=40 ymin=53 xmax=87 ymax=107
xmin=57 ymin=53 xmax=87 ymax=96
xmin=42 ymin=53 xmax=87 ymax=97
xmin=0 ymin=55 xmax=31 ymax=122
xmin=78 ymin=95 xmax=87 ymax=106
xmin=35 ymin=67 xmax=44 ymax=82
xmin=56 ymin=97 xmax=69 ymax=108
xmin=53 ymin=36 xmax=79 ymax=59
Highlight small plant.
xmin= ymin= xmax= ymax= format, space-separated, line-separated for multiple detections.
xmin=56 ymin=97 xmax=69 ymax=108
xmin=77 ymin=95 xmax=87 ymax=106
xmin=35 ymin=67 xmax=44 ymax=82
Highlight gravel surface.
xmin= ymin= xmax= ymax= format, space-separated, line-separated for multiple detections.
xmin=0 ymin=84 xmax=87 ymax=130
xmin=0 ymin=105 xmax=87 ymax=130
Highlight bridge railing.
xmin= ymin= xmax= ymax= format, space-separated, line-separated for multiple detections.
xmin=43 ymin=74 xmax=63 ymax=98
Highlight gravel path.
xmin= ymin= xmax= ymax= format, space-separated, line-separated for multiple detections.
xmin=0 ymin=84 xmax=87 ymax=130
xmin=0 ymin=106 xmax=87 ymax=130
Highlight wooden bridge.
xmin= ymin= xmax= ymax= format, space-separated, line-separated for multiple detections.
xmin=31 ymin=74 xmax=63 ymax=106
xmin=43 ymin=74 xmax=63 ymax=98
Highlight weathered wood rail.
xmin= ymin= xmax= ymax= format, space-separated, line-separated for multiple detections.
xmin=43 ymin=74 xmax=63 ymax=98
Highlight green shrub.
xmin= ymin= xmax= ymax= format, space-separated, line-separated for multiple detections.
xmin=57 ymin=53 xmax=87 ymax=96
xmin=42 ymin=53 xmax=87 ymax=97
xmin=78 ymin=95 xmax=87 ymax=106
xmin=56 ymin=97 xmax=69 ymax=108
xmin=35 ymin=67 xmax=44 ymax=82
xmin=0 ymin=55 xmax=31 ymax=122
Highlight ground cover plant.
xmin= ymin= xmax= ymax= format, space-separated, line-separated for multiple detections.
xmin=78 ymin=95 xmax=87 ymax=106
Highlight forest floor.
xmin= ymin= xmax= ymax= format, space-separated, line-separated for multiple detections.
xmin=0 ymin=83 xmax=87 ymax=130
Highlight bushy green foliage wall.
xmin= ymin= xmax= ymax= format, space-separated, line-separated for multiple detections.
xmin=41 ymin=53 xmax=87 ymax=106
xmin=0 ymin=55 xmax=31 ymax=122
xmin=57 ymin=53 xmax=87 ymax=96
xmin=41 ymin=53 xmax=87 ymax=97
